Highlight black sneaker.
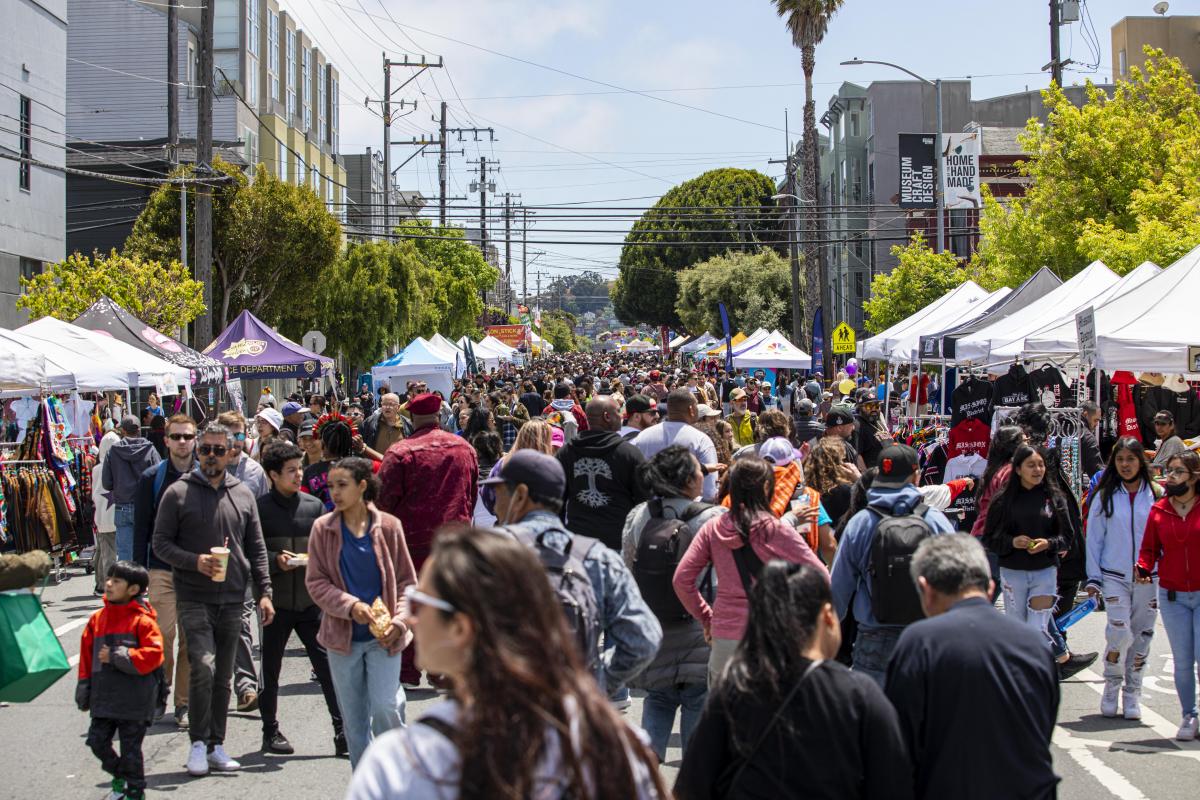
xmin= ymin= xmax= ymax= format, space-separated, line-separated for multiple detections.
xmin=263 ymin=729 xmax=295 ymax=755
xmin=174 ymin=705 xmax=188 ymax=729
xmin=1058 ymin=651 xmax=1099 ymax=681
xmin=154 ymin=702 xmax=166 ymax=722
xmin=334 ymin=730 xmax=349 ymax=759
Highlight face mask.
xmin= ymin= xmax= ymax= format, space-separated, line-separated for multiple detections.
xmin=1166 ymin=481 xmax=1192 ymax=498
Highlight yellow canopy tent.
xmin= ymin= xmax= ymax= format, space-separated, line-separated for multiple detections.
xmin=706 ymin=332 xmax=747 ymax=356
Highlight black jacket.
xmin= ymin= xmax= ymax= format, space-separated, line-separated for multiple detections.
xmin=258 ymin=489 xmax=324 ymax=611
xmin=991 ymin=364 xmax=1035 ymax=410
xmin=132 ymin=459 xmax=190 ymax=571
xmin=152 ymin=470 xmax=272 ymax=605
xmin=886 ymin=597 xmax=1059 ymax=800
xmin=556 ymin=430 xmax=649 ymax=550
xmin=676 ymin=660 xmax=912 ymax=800
xmin=792 ymin=415 xmax=825 ymax=445
xmin=102 ymin=437 xmax=161 ymax=505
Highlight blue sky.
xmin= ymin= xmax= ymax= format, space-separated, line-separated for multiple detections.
xmin=292 ymin=0 xmax=1143 ymax=288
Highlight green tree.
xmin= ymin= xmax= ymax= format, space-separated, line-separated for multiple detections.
xmin=863 ymin=234 xmax=996 ymax=334
xmin=772 ymin=0 xmax=844 ymax=341
xmin=611 ymin=168 xmax=786 ymax=329
xmin=544 ymin=271 xmax=612 ymax=316
xmin=395 ymin=219 xmax=499 ymax=340
xmin=541 ymin=309 xmax=579 ymax=353
xmin=973 ymin=49 xmax=1200 ymax=283
xmin=675 ymin=250 xmax=794 ymax=336
xmin=124 ymin=160 xmax=341 ymax=337
xmin=18 ymin=250 xmax=205 ymax=332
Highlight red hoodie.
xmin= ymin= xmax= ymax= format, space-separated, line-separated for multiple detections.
xmin=1138 ymin=496 xmax=1200 ymax=592
xmin=76 ymin=597 xmax=164 ymax=720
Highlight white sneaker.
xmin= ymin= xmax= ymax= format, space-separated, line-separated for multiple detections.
xmin=1176 ymin=714 xmax=1198 ymax=741
xmin=1100 ymin=681 xmax=1120 ymax=717
xmin=186 ymin=741 xmax=209 ymax=776
xmin=207 ymin=744 xmax=242 ymax=771
xmin=1123 ymin=691 xmax=1142 ymax=721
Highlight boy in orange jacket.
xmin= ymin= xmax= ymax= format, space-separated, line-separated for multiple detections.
xmin=77 ymin=561 xmax=165 ymax=800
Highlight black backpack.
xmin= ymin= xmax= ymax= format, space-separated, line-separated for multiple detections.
xmin=633 ymin=499 xmax=712 ymax=621
xmin=509 ymin=527 xmax=602 ymax=669
xmin=868 ymin=499 xmax=933 ymax=625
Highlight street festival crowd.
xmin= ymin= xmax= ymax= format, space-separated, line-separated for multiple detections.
xmin=75 ymin=348 xmax=1200 ymax=799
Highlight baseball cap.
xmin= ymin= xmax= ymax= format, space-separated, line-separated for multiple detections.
xmin=730 ymin=387 xmax=748 ymax=401
xmin=855 ymin=388 xmax=880 ymax=406
xmin=281 ymin=401 xmax=304 ymax=417
xmin=1155 ymin=410 xmax=1175 ymax=424
xmin=119 ymin=415 xmax=140 ymax=435
xmin=797 ymin=398 xmax=816 ymax=415
xmin=624 ymin=394 xmax=657 ymax=415
xmin=759 ymin=437 xmax=796 ymax=467
xmin=825 ymin=408 xmax=855 ymax=427
xmin=876 ymin=443 xmax=920 ymax=487
xmin=649 ymin=369 xmax=662 ymax=380
xmin=696 ymin=404 xmax=721 ymax=418
xmin=297 ymin=420 xmax=316 ymax=440
xmin=480 ymin=449 xmax=567 ymax=499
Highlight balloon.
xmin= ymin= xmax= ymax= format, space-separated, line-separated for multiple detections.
xmin=846 ymin=362 xmax=857 ymax=376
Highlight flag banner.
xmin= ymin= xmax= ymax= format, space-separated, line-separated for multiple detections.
xmin=718 ymin=303 xmax=734 ymax=375
xmin=898 ymin=133 xmax=936 ymax=209
xmin=942 ymin=131 xmax=982 ymax=209
xmin=812 ymin=307 xmax=825 ymax=377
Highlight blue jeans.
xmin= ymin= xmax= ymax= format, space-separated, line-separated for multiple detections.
xmin=641 ymin=683 xmax=707 ymax=762
xmin=1158 ymin=588 xmax=1200 ymax=718
xmin=1000 ymin=566 xmax=1058 ymax=649
xmin=114 ymin=503 xmax=135 ymax=563
xmin=326 ymin=639 xmax=406 ymax=767
xmin=851 ymin=626 xmax=902 ymax=688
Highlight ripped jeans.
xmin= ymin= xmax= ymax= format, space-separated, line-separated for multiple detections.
xmin=1001 ymin=566 xmax=1059 ymax=649
xmin=1100 ymin=577 xmax=1157 ymax=693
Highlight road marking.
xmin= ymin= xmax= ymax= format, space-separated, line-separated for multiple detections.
xmin=1053 ymin=728 xmax=1149 ymax=799
xmin=68 ymin=654 xmax=79 ymax=668
xmin=53 ymin=617 xmax=88 ymax=637
xmin=1055 ymin=731 xmax=1200 ymax=761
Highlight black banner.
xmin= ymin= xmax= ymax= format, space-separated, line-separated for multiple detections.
xmin=898 ymin=133 xmax=936 ymax=209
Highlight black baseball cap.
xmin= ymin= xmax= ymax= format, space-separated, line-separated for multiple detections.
xmin=876 ymin=443 xmax=920 ymax=487
xmin=825 ymin=408 xmax=855 ymax=427
xmin=624 ymin=394 xmax=657 ymax=415
xmin=480 ymin=449 xmax=566 ymax=499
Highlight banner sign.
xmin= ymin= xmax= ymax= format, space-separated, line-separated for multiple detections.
xmin=898 ymin=134 xmax=936 ymax=209
xmin=718 ymin=303 xmax=734 ymax=375
xmin=812 ymin=307 xmax=825 ymax=377
xmin=660 ymin=325 xmax=670 ymax=357
xmin=1075 ymin=307 xmax=1096 ymax=361
xmin=486 ymin=324 xmax=528 ymax=349
xmin=226 ymin=378 xmax=244 ymax=415
xmin=942 ymin=131 xmax=982 ymax=209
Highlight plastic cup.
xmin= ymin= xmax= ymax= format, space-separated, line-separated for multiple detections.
xmin=210 ymin=546 xmax=230 ymax=582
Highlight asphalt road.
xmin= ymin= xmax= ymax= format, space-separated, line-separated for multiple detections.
xmin=4 ymin=568 xmax=1199 ymax=798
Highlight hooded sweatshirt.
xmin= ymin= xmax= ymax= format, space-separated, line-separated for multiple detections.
xmin=673 ymin=510 xmax=826 ymax=641
xmin=557 ymin=430 xmax=649 ymax=550
xmin=76 ymin=597 xmax=164 ymax=721
xmin=102 ymin=436 xmax=161 ymax=505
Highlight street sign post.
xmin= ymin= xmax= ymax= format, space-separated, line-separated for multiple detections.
xmin=831 ymin=322 xmax=856 ymax=355
xmin=303 ymin=330 xmax=327 ymax=355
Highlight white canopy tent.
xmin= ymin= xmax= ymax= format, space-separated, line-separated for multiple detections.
xmin=372 ymin=338 xmax=457 ymax=398
xmin=953 ymin=260 xmax=1120 ymax=366
xmin=0 ymin=336 xmax=49 ymax=392
xmin=888 ymin=287 xmax=1012 ymax=364
xmin=17 ymin=317 xmax=189 ymax=390
xmin=425 ymin=334 xmax=465 ymax=377
xmin=529 ymin=330 xmax=554 ymax=353
xmin=858 ymin=281 xmax=991 ymax=362
xmin=732 ymin=330 xmax=812 ymax=370
xmin=622 ymin=339 xmax=656 ymax=351
xmin=668 ymin=333 xmax=689 ymax=349
xmin=1022 ymin=261 xmax=1162 ymax=358
xmin=680 ymin=332 xmax=720 ymax=353
xmin=1094 ymin=245 xmax=1200 ymax=373
xmin=0 ymin=328 xmax=132 ymax=391
xmin=478 ymin=335 xmax=518 ymax=357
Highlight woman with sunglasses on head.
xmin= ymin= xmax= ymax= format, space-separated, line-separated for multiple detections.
xmin=1085 ymin=437 xmax=1161 ymax=721
xmin=305 ymin=457 xmax=416 ymax=767
xmin=346 ymin=525 xmax=669 ymax=800
xmin=1137 ymin=451 xmax=1200 ymax=740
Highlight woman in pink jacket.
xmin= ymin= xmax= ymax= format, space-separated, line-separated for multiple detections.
xmin=673 ymin=457 xmax=827 ymax=687
xmin=305 ymin=457 xmax=417 ymax=767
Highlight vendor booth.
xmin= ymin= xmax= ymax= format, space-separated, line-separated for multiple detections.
xmin=732 ymin=330 xmax=813 ymax=370
xmin=372 ymin=338 xmax=457 ymax=398
xmin=17 ymin=317 xmax=189 ymax=391
xmin=858 ymin=281 xmax=992 ymax=362
xmin=205 ymin=310 xmax=334 ymax=381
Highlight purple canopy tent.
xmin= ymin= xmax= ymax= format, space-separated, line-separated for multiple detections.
xmin=203 ymin=309 xmax=334 ymax=380
xmin=73 ymin=296 xmax=225 ymax=385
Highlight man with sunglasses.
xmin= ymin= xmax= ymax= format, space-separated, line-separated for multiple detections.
xmin=153 ymin=422 xmax=274 ymax=777
xmin=132 ymin=414 xmax=198 ymax=728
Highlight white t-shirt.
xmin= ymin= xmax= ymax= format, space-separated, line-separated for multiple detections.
xmin=943 ymin=453 xmax=986 ymax=483
xmin=632 ymin=421 xmax=718 ymax=500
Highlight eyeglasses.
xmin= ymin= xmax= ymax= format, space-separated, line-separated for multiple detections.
xmin=167 ymin=433 xmax=196 ymax=441
xmin=403 ymin=585 xmax=456 ymax=615
xmin=197 ymin=444 xmax=228 ymax=456
xmin=1164 ymin=468 xmax=1194 ymax=478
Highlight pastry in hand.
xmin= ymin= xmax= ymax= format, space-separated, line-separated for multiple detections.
xmin=368 ymin=597 xmax=392 ymax=639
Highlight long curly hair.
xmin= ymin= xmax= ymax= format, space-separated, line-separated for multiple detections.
xmin=806 ymin=437 xmax=849 ymax=494
xmin=423 ymin=526 xmax=668 ymax=799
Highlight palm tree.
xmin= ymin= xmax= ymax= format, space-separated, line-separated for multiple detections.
xmin=772 ymin=0 xmax=844 ymax=375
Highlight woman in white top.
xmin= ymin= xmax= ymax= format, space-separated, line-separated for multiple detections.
xmin=346 ymin=525 xmax=668 ymax=800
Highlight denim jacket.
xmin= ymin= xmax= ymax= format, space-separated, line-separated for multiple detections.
xmin=502 ymin=510 xmax=662 ymax=692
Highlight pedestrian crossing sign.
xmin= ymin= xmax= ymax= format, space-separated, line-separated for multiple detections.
xmin=831 ymin=322 xmax=856 ymax=354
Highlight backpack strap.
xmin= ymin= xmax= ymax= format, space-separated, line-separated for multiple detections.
xmin=152 ymin=460 xmax=170 ymax=501
xmin=417 ymin=715 xmax=456 ymax=741
xmin=680 ymin=501 xmax=715 ymax=522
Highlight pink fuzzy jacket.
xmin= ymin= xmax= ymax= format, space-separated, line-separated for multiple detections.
xmin=305 ymin=503 xmax=417 ymax=656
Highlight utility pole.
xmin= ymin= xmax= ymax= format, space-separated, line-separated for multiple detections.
xmin=479 ymin=155 xmax=488 ymax=263
xmin=503 ymin=193 xmax=521 ymax=315
xmin=1049 ymin=0 xmax=1063 ymax=87
xmin=167 ymin=0 xmax=178 ymax=165
xmin=380 ymin=54 xmax=441 ymax=233
xmin=399 ymin=115 xmax=493 ymax=226
xmin=193 ymin=0 xmax=214 ymax=345
xmin=438 ymin=101 xmax=447 ymax=227
xmin=521 ymin=208 xmax=530 ymax=309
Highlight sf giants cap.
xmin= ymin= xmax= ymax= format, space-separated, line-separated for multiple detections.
xmin=875 ymin=443 xmax=919 ymax=487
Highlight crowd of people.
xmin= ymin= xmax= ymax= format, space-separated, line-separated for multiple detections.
xmin=75 ymin=350 xmax=1200 ymax=799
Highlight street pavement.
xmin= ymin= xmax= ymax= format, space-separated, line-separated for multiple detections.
xmin=5 ymin=568 xmax=1200 ymax=798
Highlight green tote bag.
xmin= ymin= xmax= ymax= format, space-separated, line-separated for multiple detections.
xmin=0 ymin=586 xmax=71 ymax=702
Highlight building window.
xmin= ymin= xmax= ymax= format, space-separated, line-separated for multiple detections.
xmin=850 ymin=113 xmax=859 ymax=138
xmin=1118 ymin=48 xmax=1127 ymax=76
xmin=297 ymin=157 xmax=305 ymax=187
xmin=278 ymin=141 xmax=287 ymax=182
xmin=286 ymin=30 xmax=296 ymax=119
xmin=319 ymin=67 xmax=328 ymax=144
xmin=19 ymin=258 xmax=41 ymax=285
xmin=246 ymin=56 xmax=258 ymax=106
xmin=267 ymin=11 xmax=279 ymax=101
xmin=18 ymin=95 xmax=31 ymax=191
xmin=854 ymin=271 xmax=865 ymax=300
xmin=302 ymin=47 xmax=311 ymax=132
xmin=187 ymin=41 xmax=196 ymax=99
xmin=331 ymin=76 xmax=339 ymax=150
xmin=243 ymin=126 xmax=257 ymax=170
xmin=246 ymin=0 xmax=259 ymax=56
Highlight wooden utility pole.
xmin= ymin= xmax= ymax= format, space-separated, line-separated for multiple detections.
xmin=193 ymin=0 xmax=214 ymax=344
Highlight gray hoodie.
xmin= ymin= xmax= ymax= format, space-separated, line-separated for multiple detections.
xmin=102 ymin=437 xmax=161 ymax=505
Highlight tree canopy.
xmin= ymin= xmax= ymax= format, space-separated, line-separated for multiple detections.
xmin=543 ymin=271 xmax=611 ymax=317
xmin=18 ymin=250 xmax=205 ymax=333
xmin=973 ymin=49 xmax=1200 ymax=282
xmin=540 ymin=309 xmax=580 ymax=353
xmin=395 ymin=219 xmax=499 ymax=340
xmin=611 ymin=168 xmax=786 ymax=329
xmin=675 ymin=249 xmax=794 ymax=337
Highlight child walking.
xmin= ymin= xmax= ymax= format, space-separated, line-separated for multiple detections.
xmin=77 ymin=561 xmax=165 ymax=799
